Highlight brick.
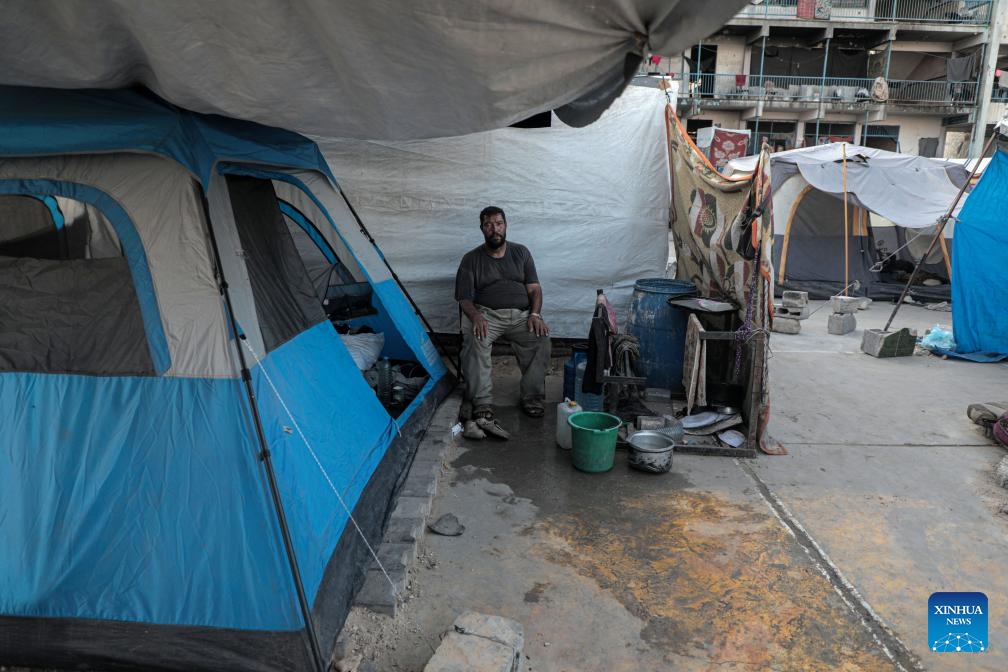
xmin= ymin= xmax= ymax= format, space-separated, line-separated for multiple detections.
xmin=827 ymin=312 xmax=856 ymax=335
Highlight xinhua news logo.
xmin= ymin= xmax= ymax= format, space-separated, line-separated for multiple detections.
xmin=929 ymin=592 xmax=988 ymax=653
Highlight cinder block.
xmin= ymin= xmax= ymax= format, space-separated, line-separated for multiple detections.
xmin=781 ymin=290 xmax=808 ymax=309
xmin=827 ymin=312 xmax=857 ymax=335
xmin=829 ymin=295 xmax=860 ymax=314
xmin=861 ymin=328 xmax=917 ymax=357
xmin=775 ymin=304 xmax=811 ymax=320
xmin=772 ymin=317 xmax=801 ymax=334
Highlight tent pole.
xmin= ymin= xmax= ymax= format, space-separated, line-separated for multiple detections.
xmin=883 ymin=133 xmax=997 ymax=331
xmin=336 ymin=188 xmax=461 ymax=379
xmin=842 ymin=143 xmax=849 ymax=295
xmin=754 ymin=34 xmax=766 ymax=154
xmin=200 ymin=197 xmax=327 ymax=672
xmin=815 ymin=36 xmax=831 ymax=145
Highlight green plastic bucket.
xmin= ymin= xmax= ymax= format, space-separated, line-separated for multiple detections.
xmin=567 ymin=412 xmax=622 ymax=473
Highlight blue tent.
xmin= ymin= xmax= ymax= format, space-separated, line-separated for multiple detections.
xmin=952 ymin=148 xmax=1008 ymax=357
xmin=0 ymin=86 xmax=449 ymax=670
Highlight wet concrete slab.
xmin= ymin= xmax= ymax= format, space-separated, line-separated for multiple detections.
xmin=343 ymin=302 xmax=1008 ymax=671
xmin=359 ymin=390 xmax=907 ymax=671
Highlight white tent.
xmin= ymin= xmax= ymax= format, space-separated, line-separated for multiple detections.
xmin=727 ymin=144 xmax=970 ymax=298
xmin=316 ymin=84 xmax=675 ymax=337
xmin=0 ymin=1 xmax=747 ymax=140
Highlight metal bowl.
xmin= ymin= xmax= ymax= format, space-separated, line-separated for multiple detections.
xmin=627 ymin=431 xmax=675 ymax=474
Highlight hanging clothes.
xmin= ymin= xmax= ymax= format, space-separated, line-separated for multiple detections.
xmin=871 ymin=76 xmax=889 ymax=102
xmin=582 ymin=303 xmax=612 ymax=395
xmin=947 ymin=54 xmax=975 ymax=82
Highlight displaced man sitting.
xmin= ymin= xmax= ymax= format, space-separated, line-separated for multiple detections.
xmin=455 ymin=206 xmax=551 ymax=440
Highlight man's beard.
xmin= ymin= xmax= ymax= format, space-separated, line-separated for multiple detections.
xmin=485 ymin=234 xmax=506 ymax=250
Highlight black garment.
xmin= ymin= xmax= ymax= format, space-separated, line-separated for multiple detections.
xmin=582 ymin=303 xmax=612 ymax=395
xmin=455 ymin=242 xmax=539 ymax=310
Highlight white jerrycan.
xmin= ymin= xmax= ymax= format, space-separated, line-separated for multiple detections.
xmin=555 ymin=398 xmax=583 ymax=450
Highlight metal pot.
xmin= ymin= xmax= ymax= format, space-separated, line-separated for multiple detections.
xmin=627 ymin=430 xmax=675 ymax=474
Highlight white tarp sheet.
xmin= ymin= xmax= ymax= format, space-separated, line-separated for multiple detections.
xmin=727 ymin=143 xmax=970 ymax=229
xmin=0 ymin=1 xmax=745 ymax=140
xmin=315 ymin=85 xmax=673 ymax=337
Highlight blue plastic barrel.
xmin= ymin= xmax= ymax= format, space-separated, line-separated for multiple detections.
xmin=574 ymin=361 xmax=604 ymax=412
xmin=626 ymin=278 xmax=697 ymax=392
xmin=563 ymin=343 xmax=589 ymax=401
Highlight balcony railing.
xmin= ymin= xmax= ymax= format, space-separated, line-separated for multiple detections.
xmin=735 ymin=0 xmax=992 ymax=25
xmin=683 ymin=73 xmax=978 ymax=107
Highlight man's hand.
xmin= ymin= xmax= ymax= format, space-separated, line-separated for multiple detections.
xmin=471 ymin=314 xmax=490 ymax=340
xmin=527 ymin=314 xmax=549 ymax=337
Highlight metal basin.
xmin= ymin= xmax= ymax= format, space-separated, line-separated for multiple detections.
xmin=627 ymin=430 xmax=675 ymax=474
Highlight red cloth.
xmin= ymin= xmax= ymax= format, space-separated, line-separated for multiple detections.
xmin=735 ymin=74 xmax=747 ymax=87
xmin=708 ymin=129 xmax=750 ymax=170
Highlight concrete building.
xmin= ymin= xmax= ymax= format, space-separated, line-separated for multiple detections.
xmin=657 ymin=0 xmax=1006 ymax=159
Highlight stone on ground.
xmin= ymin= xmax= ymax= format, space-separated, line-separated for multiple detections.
xmin=423 ymin=612 xmax=524 ymax=672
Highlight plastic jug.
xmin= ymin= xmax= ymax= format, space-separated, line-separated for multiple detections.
xmin=556 ymin=398 xmax=582 ymax=450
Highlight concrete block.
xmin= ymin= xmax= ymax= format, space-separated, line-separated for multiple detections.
xmin=861 ymin=328 xmax=918 ymax=358
xmin=354 ymin=570 xmax=401 ymax=616
xmin=775 ymin=303 xmax=811 ymax=320
xmin=772 ymin=317 xmax=801 ymax=335
xmin=384 ymin=515 xmax=426 ymax=544
xmin=857 ymin=297 xmax=873 ymax=310
xmin=829 ymin=295 xmax=860 ymax=314
xmin=423 ymin=632 xmax=515 ymax=672
xmin=424 ymin=612 xmax=524 ymax=672
xmin=370 ymin=542 xmax=413 ymax=573
xmin=414 ymin=438 xmax=449 ymax=464
xmin=392 ymin=495 xmax=431 ymax=520
xmin=781 ymin=290 xmax=808 ymax=309
xmin=399 ymin=463 xmax=440 ymax=498
xmin=827 ymin=312 xmax=856 ymax=335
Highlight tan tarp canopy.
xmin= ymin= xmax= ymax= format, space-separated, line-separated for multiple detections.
xmin=0 ymin=0 xmax=747 ymax=140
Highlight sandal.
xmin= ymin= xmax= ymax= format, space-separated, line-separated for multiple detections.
xmin=521 ymin=400 xmax=545 ymax=418
xmin=473 ymin=410 xmax=511 ymax=440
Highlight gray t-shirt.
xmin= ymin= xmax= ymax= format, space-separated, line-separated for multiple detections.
xmin=454 ymin=242 xmax=539 ymax=310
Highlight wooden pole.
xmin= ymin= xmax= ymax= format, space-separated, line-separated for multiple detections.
xmin=842 ymin=142 xmax=849 ymax=295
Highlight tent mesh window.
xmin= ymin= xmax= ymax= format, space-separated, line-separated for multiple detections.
xmin=0 ymin=194 xmax=154 ymax=375
xmin=226 ymin=175 xmax=327 ymax=351
xmin=279 ymin=199 xmax=374 ymax=320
